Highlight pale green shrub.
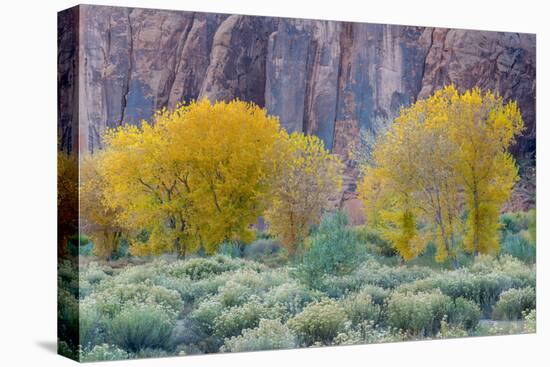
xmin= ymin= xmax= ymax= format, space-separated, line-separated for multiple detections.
xmin=354 ymin=261 xmax=434 ymax=289
xmin=387 ymin=291 xmax=452 ymax=336
xmin=448 ymin=298 xmax=481 ymax=330
xmin=188 ymin=297 xmax=224 ymax=335
xmin=217 ymin=281 xmax=252 ymax=307
xmin=80 ymin=262 xmax=110 ymax=285
xmin=110 ymin=303 xmax=175 ymax=352
xmin=87 ymin=282 xmax=182 ymax=319
xmin=493 ymin=287 xmax=536 ymax=320
xmin=224 ymin=268 xmax=281 ymax=292
xmin=436 ymin=318 xmax=469 ymax=339
xmin=79 ymin=301 xmax=105 ymax=348
xmin=333 ymin=329 xmax=363 ymax=346
xmin=167 ymin=255 xmax=261 ymax=280
xmin=213 ymin=297 xmax=283 ymax=339
xmin=341 ymin=290 xmax=383 ymax=325
xmin=221 ymin=319 xmax=296 ymax=352
xmin=317 ymin=274 xmax=362 ymax=298
xmin=183 ymin=298 xmax=226 ymax=353
xmin=397 ymin=267 xmax=529 ymax=316
xmin=358 ymin=320 xmax=409 ymax=343
xmin=287 ymin=298 xmax=349 ymax=346
xmin=264 ymin=282 xmax=321 ymax=315
xmin=359 ymin=284 xmax=391 ymax=305
xmin=523 ymin=309 xmax=536 ymax=333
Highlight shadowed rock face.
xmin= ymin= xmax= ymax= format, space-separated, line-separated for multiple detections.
xmin=59 ymin=5 xmax=536 ymax=218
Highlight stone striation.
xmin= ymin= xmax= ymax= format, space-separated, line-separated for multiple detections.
xmin=58 ymin=5 xmax=536 ymax=216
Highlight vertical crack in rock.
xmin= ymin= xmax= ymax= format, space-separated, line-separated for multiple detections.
xmin=331 ymin=23 xmax=350 ymax=153
xmin=418 ymin=27 xmax=435 ymax=99
xmin=167 ymin=13 xmax=196 ymax=107
xmin=119 ymin=8 xmax=134 ymax=127
xmin=302 ymin=29 xmax=318 ymax=135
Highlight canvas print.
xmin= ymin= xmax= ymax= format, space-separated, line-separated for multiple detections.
xmin=57 ymin=4 xmax=536 ymax=362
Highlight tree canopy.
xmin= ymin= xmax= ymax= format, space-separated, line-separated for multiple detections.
xmin=358 ymin=86 xmax=524 ymax=263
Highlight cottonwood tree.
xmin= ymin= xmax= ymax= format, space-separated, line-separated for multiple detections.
xmin=80 ymin=155 xmax=125 ymax=259
xmin=358 ymin=117 xmax=428 ymax=261
xmin=447 ymin=87 xmax=524 ymax=255
xmin=265 ymin=132 xmax=343 ymax=253
xmin=99 ymin=99 xmax=282 ymax=256
xmin=358 ymin=86 xmax=523 ymax=262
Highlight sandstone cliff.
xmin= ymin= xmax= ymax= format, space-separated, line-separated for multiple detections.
xmin=58 ymin=5 xmax=536 ymax=218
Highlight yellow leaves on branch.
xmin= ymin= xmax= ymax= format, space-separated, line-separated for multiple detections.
xmin=358 ymin=86 xmax=524 ymax=262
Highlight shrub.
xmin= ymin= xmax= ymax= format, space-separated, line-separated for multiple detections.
xmin=436 ymin=318 xmax=468 ymax=339
xmin=109 ymin=303 xmax=175 ymax=352
xmin=471 ymin=273 xmax=514 ymax=315
xmin=448 ymin=298 xmax=481 ymax=330
xmin=166 ymin=255 xmax=263 ymax=281
xmin=112 ymin=261 xmax=163 ymax=284
xmin=332 ymin=329 xmax=363 ymax=346
xmin=499 ymin=211 xmax=536 ymax=263
xmin=354 ymin=261 xmax=434 ymax=289
xmin=213 ymin=297 xmax=283 ymax=339
xmin=387 ymin=291 xmax=453 ymax=337
xmin=88 ymin=282 xmax=182 ymax=319
xmin=397 ymin=267 xmax=525 ymax=317
xmin=183 ymin=276 xmax=227 ymax=304
xmin=355 ymin=320 xmax=408 ymax=344
xmin=299 ymin=212 xmax=365 ymax=287
xmin=57 ymin=289 xmax=79 ymax=349
xmin=80 ymin=262 xmax=109 ymax=285
xmin=500 ymin=211 xmax=534 ymax=234
xmin=79 ymin=301 xmax=105 ymax=348
xmin=184 ymin=298 xmax=225 ymax=352
xmin=169 ymin=256 xmax=236 ymax=280
xmin=217 ymin=281 xmax=252 ymax=307
xmin=493 ymin=287 xmax=536 ymax=320
xmin=341 ymin=290 xmax=383 ymax=325
xmin=188 ymin=297 xmax=225 ymax=335
xmin=287 ymin=298 xmax=349 ymax=346
xmin=523 ymin=309 xmax=536 ymax=333
xmin=500 ymin=232 xmax=536 ymax=263
xmin=58 ymin=260 xmax=79 ymax=297
xmin=359 ymin=284 xmax=391 ymax=306
xmin=317 ymin=274 xmax=362 ymax=298
xmin=221 ymin=319 xmax=296 ymax=352
xmin=80 ymin=343 xmax=128 ymax=362
xmin=264 ymin=282 xmax=321 ymax=315
xmin=224 ymin=268 xmax=284 ymax=292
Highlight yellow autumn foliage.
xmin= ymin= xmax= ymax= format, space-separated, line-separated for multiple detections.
xmin=358 ymin=86 xmax=524 ymax=262
xmin=80 ymin=154 xmax=125 ymax=259
xmin=98 ymin=99 xmax=283 ymax=256
xmin=264 ymin=132 xmax=343 ymax=253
